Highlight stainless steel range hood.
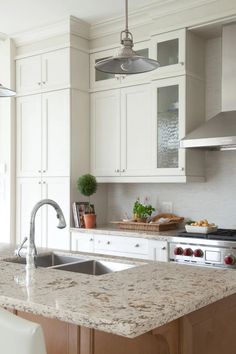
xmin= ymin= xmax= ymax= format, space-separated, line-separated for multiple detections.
xmin=180 ymin=23 xmax=236 ymax=151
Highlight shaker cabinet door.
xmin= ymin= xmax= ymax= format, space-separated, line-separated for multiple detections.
xmin=120 ymin=84 xmax=155 ymax=176
xmin=91 ymin=89 xmax=121 ymax=177
xmin=42 ymin=90 xmax=70 ymax=177
xmin=16 ymin=178 xmax=42 ymax=246
xmin=16 ymin=95 xmax=42 ymax=177
xmin=16 ymin=55 xmax=42 ymax=94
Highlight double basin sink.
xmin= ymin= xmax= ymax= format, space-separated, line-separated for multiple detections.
xmin=4 ymin=253 xmax=137 ymax=276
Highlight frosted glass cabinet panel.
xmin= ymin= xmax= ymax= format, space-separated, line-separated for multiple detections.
xmin=157 ymin=84 xmax=179 ymax=168
xmin=152 ymin=76 xmax=185 ymax=176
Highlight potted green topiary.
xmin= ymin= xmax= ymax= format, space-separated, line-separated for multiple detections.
xmin=77 ymin=174 xmax=97 ymax=229
xmin=133 ymin=199 xmax=155 ymax=223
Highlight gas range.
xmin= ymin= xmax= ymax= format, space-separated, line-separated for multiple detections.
xmin=169 ymin=229 xmax=236 ymax=269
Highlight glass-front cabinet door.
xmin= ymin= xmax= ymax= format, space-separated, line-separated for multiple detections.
xmin=150 ymin=29 xmax=185 ymax=78
xmin=152 ymin=76 xmax=185 ymax=175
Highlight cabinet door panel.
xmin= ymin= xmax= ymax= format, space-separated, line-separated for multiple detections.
xmin=91 ymin=90 xmax=120 ymax=176
xmin=16 ymin=178 xmax=42 ymax=246
xmin=42 ymin=49 xmax=70 ymax=90
xmin=17 ymin=95 xmax=42 ymax=177
xmin=121 ymin=85 xmax=155 ymax=176
xmin=71 ymin=233 xmax=94 ymax=253
xmin=16 ymin=56 xmax=41 ymax=94
xmin=42 ymin=90 xmax=70 ymax=177
xmin=149 ymin=241 xmax=168 ymax=261
xmin=42 ymin=178 xmax=70 ymax=250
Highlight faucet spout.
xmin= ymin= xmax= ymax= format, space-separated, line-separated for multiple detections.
xmin=25 ymin=199 xmax=66 ymax=269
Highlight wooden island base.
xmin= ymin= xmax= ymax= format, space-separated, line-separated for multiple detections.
xmin=10 ymin=293 xmax=236 ymax=354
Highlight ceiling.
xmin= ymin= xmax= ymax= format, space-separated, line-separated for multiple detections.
xmin=0 ymin=0 xmax=161 ymax=36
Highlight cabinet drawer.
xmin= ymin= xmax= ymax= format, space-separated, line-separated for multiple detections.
xmin=71 ymin=232 xmax=94 ymax=253
xmin=94 ymin=235 xmax=148 ymax=255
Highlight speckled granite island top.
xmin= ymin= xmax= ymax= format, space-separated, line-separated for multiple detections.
xmin=1 ymin=243 xmax=236 ymax=338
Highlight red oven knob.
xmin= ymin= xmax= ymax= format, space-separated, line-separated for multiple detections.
xmin=174 ymin=247 xmax=183 ymax=255
xmin=224 ymin=255 xmax=236 ymax=265
xmin=193 ymin=249 xmax=204 ymax=258
xmin=183 ymin=248 xmax=193 ymax=257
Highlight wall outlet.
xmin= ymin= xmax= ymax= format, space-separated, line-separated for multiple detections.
xmin=161 ymin=201 xmax=173 ymax=214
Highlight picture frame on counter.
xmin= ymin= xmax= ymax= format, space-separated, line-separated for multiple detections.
xmin=72 ymin=202 xmax=95 ymax=228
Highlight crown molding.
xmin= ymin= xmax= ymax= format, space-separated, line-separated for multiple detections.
xmin=12 ymin=16 xmax=90 ymax=47
xmin=89 ymin=0 xmax=217 ymax=39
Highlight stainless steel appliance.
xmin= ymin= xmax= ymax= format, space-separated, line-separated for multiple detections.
xmin=169 ymin=229 xmax=236 ymax=268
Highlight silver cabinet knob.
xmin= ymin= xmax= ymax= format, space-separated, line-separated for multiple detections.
xmin=107 ymin=241 xmax=110 ymax=245
xmin=162 ymin=246 xmax=166 ymax=250
xmin=42 ymin=81 xmax=46 ymax=84
xmin=89 ymin=238 xmax=93 ymax=242
xmin=179 ymin=61 xmax=184 ymax=66
xmin=43 ymin=181 xmax=46 ymax=184
xmin=115 ymin=169 xmax=120 ymax=173
xmin=38 ymin=181 xmax=41 ymax=184
xmin=37 ymin=82 xmax=41 ymax=86
xmin=135 ymin=244 xmax=140 ymax=247
xmin=121 ymin=169 xmax=125 ymax=172
xmin=38 ymin=170 xmax=41 ymax=173
xmin=42 ymin=170 xmax=46 ymax=173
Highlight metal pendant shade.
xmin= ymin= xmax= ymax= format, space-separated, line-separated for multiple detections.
xmin=95 ymin=0 xmax=159 ymax=75
xmin=0 ymin=84 xmax=16 ymax=97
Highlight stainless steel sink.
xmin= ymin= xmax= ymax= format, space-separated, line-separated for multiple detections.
xmin=4 ymin=253 xmax=85 ymax=268
xmin=53 ymin=259 xmax=136 ymax=276
xmin=4 ymin=253 xmax=138 ymax=276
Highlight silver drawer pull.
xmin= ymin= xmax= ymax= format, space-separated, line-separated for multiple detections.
xmin=107 ymin=241 xmax=110 ymax=245
xmin=135 ymin=244 xmax=140 ymax=247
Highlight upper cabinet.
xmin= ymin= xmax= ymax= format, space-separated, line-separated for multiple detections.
xmin=150 ymin=29 xmax=186 ymax=78
xmin=90 ymin=41 xmax=151 ymax=90
xmin=17 ymin=90 xmax=70 ymax=178
xmin=16 ymin=48 xmax=70 ymax=95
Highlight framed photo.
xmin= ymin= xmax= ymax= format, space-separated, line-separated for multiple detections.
xmin=74 ymin=202 xmax=95 ymax=228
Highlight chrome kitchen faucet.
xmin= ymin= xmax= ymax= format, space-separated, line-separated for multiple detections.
xmin=16 ymin=199 xmax=66 ymax=269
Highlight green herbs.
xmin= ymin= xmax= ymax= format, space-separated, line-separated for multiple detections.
xmin=133 ymin=200 xmax=155 ymax=219
xmin=77 ymin=174 xmax=97 ymax=212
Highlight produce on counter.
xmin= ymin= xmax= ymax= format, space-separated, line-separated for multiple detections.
xmin=186 ymin=219 xmax=216 ymax=227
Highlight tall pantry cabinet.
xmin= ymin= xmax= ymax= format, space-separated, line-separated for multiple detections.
xmin=16 ymin=42 xmax=89 ymax=249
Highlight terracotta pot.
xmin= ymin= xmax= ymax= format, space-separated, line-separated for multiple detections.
xmin=84 ymin=214 xmax=96 ymax=229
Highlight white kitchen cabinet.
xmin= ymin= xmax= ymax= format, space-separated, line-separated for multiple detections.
xmin=148 ymin=240 xmax=168 ymax=261
xmin=71 ymin=232 xmax=95 ymax=253
xmin=17 ymin=90 xmax=70 ymax=178
xmin=120 ymin=84 xmax=154 ymax=176
xmin=42 ymin=90 xmax=70 ymax=177
xmin=17 ymin=177 xmax=70 ymax=249
xmin=91 ymin=84 xmax=154 ymax=178
xmin=16 ymin=48 xmax=70 ymax=95
xmin=71 ymin=232 xmax=149 ymax=260
xmin=91 ymin=89 xmax=120 ymax=177
xmin=42 ymin=178 xmax=70 ymax=250
xmin=150 ymin=29 xmax=186 ymax=78
xmin=16 ymin=178 xmax=43 ymax=246
xmin=16 ymin=95 xmax=42 ymax=177
xmin=16 ymin=55 xmax=42 ymax=94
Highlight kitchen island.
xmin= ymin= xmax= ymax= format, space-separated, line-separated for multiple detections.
xmin=1 ymin=243 xmax=236 ymax=354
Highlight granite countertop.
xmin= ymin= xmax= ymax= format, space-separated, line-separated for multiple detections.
xmin=70 ymin=225 xmax=180 ymax=240
xmin=1 ymin=243 xmax=236 ymax=338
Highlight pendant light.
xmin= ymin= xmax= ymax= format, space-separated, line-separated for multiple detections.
xmin=95 ymin=0 xmax=159 ymax=75
xmin=0 ymin=83 xmax=16 ymax=97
